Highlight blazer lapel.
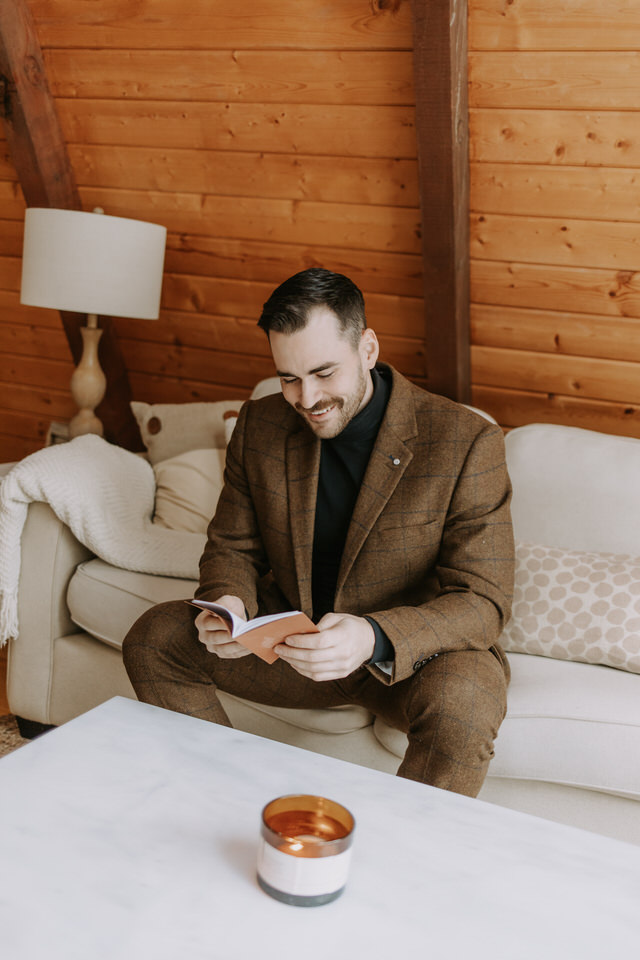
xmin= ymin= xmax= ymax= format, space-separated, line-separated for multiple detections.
xmin=286 ymin=424 xmax=321 ymax=613
xmin=335 ymin=374 xmax=418 ymax=596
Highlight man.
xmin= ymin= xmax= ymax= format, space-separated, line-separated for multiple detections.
xmin=123 ymin=268 xmax=514 ymax=797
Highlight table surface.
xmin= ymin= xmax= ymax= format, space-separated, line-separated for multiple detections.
xmin=0 ymin=697 xmax=638 ymax=960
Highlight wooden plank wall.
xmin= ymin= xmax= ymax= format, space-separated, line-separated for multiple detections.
xmin=0 ymin=0 xmax=421 ymax=461
xmin=3 ymin=0 xmax=639 ymax=461
xmin=468 ymin=0 xmax=640 ymax=436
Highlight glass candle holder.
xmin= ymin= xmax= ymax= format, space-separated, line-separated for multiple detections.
xmin=257 ymin=794 xmax=355 ymax=906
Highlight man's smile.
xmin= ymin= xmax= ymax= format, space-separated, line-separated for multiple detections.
xmin=297 ymin=400 xmax=342 ymax=419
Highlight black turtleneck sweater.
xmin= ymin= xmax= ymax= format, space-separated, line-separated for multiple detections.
xmin=311 ymin=366 xmax=394 ymax=665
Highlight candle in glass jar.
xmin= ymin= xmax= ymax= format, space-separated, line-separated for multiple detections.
xmin=257 ymin=794 xmax=355 ymax=906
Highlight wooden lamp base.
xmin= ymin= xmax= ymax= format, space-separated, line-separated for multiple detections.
xmin=68 ymin=315 xmax=107 ymax=439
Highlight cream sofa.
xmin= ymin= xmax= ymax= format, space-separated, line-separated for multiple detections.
xmin=4 ymin=396 xmax=640 ymax=846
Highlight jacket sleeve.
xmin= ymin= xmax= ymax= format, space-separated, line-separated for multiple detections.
xmin=195 ymin=401 xmax=269 ymax=618
xmin=367 ymin=424 xmax=515 ymax=685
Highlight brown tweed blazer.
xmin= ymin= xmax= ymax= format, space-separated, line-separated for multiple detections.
xmin=197 ymin=364 xmax=514 ymax=685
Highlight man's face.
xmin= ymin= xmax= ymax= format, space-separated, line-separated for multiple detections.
xmin=269 ymin=305 xmax=379 ymax=439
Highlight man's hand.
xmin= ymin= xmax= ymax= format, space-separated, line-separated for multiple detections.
xmin=194 ymin=594 xmax=251 ymax=659
xmin=274 ymin=612 xmax=375 ymax=681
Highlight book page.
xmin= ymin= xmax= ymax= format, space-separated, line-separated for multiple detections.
xmin=186 ymin=600 xmax=317 ymax=663
xmin=187 ymin=600 xmax=245 ymax=635
xmin=236 ymin=611 xmax=318 ymax=663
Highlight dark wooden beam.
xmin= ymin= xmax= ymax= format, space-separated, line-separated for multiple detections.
xmin=410 ymin=0 xmax=470 ymax=402
xmin=0 ymin=0 xmax=143 ymax=450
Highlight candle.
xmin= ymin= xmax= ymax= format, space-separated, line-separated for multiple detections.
xmin=257 ymin=794 xmax=355 ymax=906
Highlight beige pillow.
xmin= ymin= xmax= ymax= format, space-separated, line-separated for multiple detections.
xmin=131 ymin=400 xmax=242 ymax=464
xmin=153 ymin=448 xmax=226 ymax=533
xmin=250 ymin=377 xmax=281 ymax=400
xmin=500 ymin=542 xmax=640 ymax=674
xmin=224 ymin=414 xmax=238 ymax=445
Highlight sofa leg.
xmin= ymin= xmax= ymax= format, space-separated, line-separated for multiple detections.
xmin=15 ymin=716 xmax=55 ymax=740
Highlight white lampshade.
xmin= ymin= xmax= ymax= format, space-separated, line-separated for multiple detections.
xmin=20 ymin=207 xmax=167 ymax=320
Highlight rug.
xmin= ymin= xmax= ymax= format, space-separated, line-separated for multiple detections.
xmin=0 ymin=714 xmax=28 ymax=758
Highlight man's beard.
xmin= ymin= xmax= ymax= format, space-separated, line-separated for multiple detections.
xmin=296 ymin=367 xmax=369 ymax=439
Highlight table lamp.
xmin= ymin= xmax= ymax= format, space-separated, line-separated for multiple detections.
xmin=20 ymin=207 xmax=167 ymax=439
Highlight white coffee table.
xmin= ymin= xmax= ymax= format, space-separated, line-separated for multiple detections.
xmin=0 ymin=697 xmax=638 ymax=959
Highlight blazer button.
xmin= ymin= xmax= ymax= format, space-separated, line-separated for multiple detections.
xmin=413 ymin=653 xmax=438 ymax=671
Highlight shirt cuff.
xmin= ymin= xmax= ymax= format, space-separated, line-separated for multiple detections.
xmin=364 ymin=616 xmax=395 ymax=664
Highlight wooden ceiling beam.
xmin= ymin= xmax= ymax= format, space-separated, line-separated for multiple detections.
xmin=0 ymin=0 xmax=143 ymax=450
xmin=410 ymin=0 xmax=470 ymax=402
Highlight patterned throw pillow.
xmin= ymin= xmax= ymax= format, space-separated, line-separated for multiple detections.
xmin=500 ymin=542 xmax=640 ymax=674
xmin=131 ymin=400 xmax=242 ymax=464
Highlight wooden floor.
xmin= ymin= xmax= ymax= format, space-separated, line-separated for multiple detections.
xmin=0 ymin=647 xmax=10 ymax=715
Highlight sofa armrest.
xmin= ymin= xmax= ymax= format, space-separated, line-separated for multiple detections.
xmin=7 ymin=501 xmax=94 ymax=723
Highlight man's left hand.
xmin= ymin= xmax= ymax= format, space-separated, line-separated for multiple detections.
xmin=274 ymin=612 xmax=375 ymax=681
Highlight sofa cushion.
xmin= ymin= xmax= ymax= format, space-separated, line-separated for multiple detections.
xmin=67 ymin=559 xmax=373 ymax=737
xmin=500 ymin=542 xmax=640 ymax=675
xmin=506 ymin=423 xmax=640 ymax=555
xmin=139 ymin=380 xmax=276 ymax=529
xmin=373 ymin=652 xmax=640 ymax=799
xmin=131 ymin=400 xmax=242 ymax=464
xmin=250 ymin=377 xmax=281 ymax=400
xmin=67 ymin=559 xmax=197 ymax=649
xmin=153 ymin=448 xmax=227 ymax=534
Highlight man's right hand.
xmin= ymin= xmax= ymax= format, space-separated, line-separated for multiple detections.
xmin=194 ymin=594 xmax=251 ymax=659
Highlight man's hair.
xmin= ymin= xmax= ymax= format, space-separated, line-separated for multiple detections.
xmin=257 ymin=267 xmax=366 ymax=348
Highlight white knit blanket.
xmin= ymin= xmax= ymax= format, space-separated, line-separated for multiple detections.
xmin=0 ymin=435 xmax=205 ymax=646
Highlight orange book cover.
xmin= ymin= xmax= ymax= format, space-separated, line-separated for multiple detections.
xmin=187 ymin=600 xmax=318 ymax=664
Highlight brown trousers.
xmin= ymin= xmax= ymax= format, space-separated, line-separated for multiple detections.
xmin=122 ymin=600 xmax=509 ymax=798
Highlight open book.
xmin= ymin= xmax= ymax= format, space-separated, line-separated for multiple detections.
xmin=187 ymin=599 xmax=317 ymax=664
